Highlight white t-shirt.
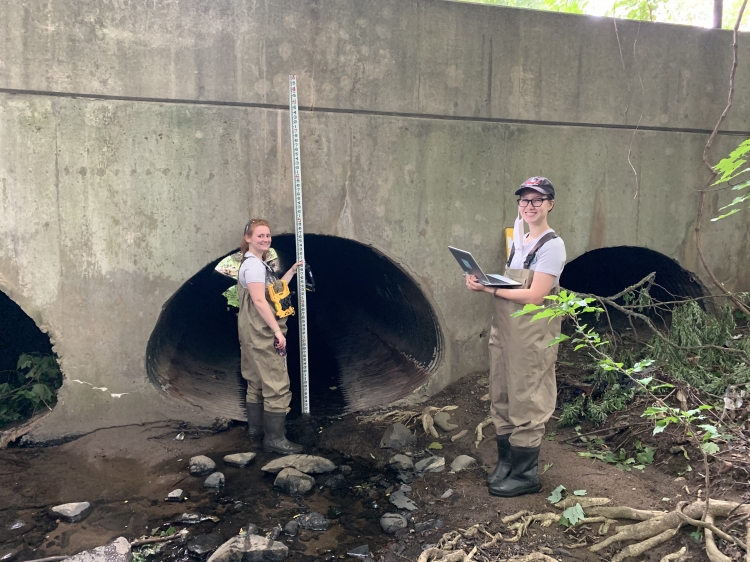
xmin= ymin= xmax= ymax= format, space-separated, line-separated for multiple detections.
xmin=508 ymin=229 xmax=567 ymax=284
xmin=238 ymin=253 xmax=267 ymax=289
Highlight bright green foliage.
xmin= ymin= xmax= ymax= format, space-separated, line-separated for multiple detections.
xmin=223 ymin=285 xmax=239 ymax=309
xmin=0 ymin=353 xmax=62 ymax=427
xmin=548 ymin=484 xmax=566 ymax=503
xmin=560 ymin=503 xmax=586 ymax=526
xmin=712 ymin=138 xmax=750 ymax=222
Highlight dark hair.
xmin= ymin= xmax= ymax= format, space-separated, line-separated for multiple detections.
xmin=241 ymin=219 xmax=271 ymax=261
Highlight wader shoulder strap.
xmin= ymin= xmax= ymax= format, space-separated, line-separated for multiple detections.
xmin=506 ymin=232 xmax=559 ymax=269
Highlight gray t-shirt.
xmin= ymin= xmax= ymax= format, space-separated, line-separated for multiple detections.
xmin=238 ymin=253 xmax=267 ymax=289
xmin=508 ymin=229 xmax=567 ymax=284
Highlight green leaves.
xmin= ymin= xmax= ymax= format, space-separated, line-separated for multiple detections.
xmin=428 ymin=442 xmax=443 ymax=450
xmin=0 ymin=352 xmax=62 ymax=428
xmin=712 ymin=138 xmax=750 ymax=222
xmin=560 ymin=503 xmax=585 ymax=527
xmin=547 ymin=484 xmax=566 ymax=504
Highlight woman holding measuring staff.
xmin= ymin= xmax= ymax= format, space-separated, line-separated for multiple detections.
xmin=238 ymin=219 xmax=304 ymax=455
xmin=465 ymin=177 xmax=566 ymax=497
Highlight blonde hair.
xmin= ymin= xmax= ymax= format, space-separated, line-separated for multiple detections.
xmin=241 ymin=219 xmax=271 ymax=261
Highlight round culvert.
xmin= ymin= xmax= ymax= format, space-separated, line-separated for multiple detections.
xmin=146 ymin=235 xmax=444 ymax=420
xmin=0 ymin=291 xmax=61 ymax=426
xmin=560 ymin=246 xmax=706 ymax=303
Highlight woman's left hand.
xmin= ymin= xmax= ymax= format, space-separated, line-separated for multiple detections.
xmin=287 ymin=260 xmax=304 ymax=277
xmin=465 ymin=275 xmax=486 ymax=293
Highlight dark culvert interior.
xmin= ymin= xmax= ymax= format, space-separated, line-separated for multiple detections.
xmin=146 ymin=235 xmax=444 ymax=420
xmin=560 ymin=246 xmax=707 ymax=312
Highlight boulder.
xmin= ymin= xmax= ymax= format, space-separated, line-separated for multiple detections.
xmin=189 ymin=456 xmax=216 ymax=476
xmin=450 ymin=455 xmax=477 ymax=473
xmin=204 ymin=473 xmax=225 ymax=489
xmin=260 ymin=455 xmax=336 ymax=475
xmin=433 ymin=412 xmax=458 ymax=432
xmin=207 ymin=535 xmax=287 ymax=562
xmin=387 ymin=454 xmax=414 ymax=471
xmin=379 ymin=423 xmax=417 ymax=449
xmin=49 ymin=502 xmax=91 ymax=523
xmin=414 ymin=456 xmax=445 ymax=474
xmin=274 ymin=468 xmax=314 ymax=496
xmin=65 ymin=537 xmax=131 ymax=562
xmin=224 ymin=453 xmax=257 ymax=468
xmin=380 ymin=513 xmax=408 ymax=534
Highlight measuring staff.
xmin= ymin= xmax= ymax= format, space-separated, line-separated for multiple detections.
xmin=465 ymin=177 xmax=567 ymax=498
xmin=238 ymin=219 xmax=304 ymax=455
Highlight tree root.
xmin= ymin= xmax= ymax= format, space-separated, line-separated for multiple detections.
xmin=475 ymin=418 xmax=493 ymax=448
xmin=659 ymin=546 xmax=688 ymax=562
xmin=587 ymin=506 xmax=667 ymax=521
xmin=554 ymin=497 xmax=611 ymax=509
xmin=705 ymin=513 xmax=732 ymax=562
xmin=610 ymin=528 xmax=680 ymax=562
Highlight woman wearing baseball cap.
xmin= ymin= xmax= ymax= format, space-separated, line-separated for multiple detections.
xmin=465 ymin=177 xmax=567 ymax=497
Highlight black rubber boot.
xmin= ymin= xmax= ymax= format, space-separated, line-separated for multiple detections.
xmin=246 ymin=402 xmax=263 ymax=441
xmin=486 ymin=434 xmax=512 ymax=486
xmin=488 ymin=445 xmax=541 ymax=497
xmin=263 ymin=411 xmax=303 ymax=455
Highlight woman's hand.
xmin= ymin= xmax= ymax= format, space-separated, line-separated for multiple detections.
xmin=281 ymin=260 xmax=304 ymax=283
xmin=274 ymin=331 xmax=287 ymax=351
xmin=465 ymin=274 xmax=487 ymax=293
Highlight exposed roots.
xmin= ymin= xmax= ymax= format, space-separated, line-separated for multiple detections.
xmin=659 ymin=546 xmax=688 ymax=562
xmin=475 ymin=417 xmax=493 ymax=448
xmin=357 ymin=405 xmax=458 ymax=438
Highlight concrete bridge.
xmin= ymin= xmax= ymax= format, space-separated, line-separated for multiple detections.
xmin=1 ymin=0 xmax=749 ymax=442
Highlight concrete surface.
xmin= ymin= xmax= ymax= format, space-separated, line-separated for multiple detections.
xmin=0 ymin=0 xmax=749 ymax=442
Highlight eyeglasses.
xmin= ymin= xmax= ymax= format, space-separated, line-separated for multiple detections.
xmin=244 ymin=219 xmax=263 ymax=233
xmin=517 ymin=198 xmax=549 ymax=208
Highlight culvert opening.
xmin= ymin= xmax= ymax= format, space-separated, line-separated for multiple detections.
xmin=0 ymin=291 xmax=62 ymax=428
xmin=559 ymin=246 xmax=707 ymax=316
xmin=146 ymin=235 xmax=444 ymax=420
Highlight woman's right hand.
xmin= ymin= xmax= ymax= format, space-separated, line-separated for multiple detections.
xmin=274 ymin=331 xmax=287 ymax=350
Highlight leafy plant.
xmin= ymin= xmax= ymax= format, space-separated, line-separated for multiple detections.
xmin=223 ymin=286 xmax=239 ymax=309
xmin=0 ymin=353 xmax=62 ymax=427
xmin=560 ymin=503 xmax=586 ymax=527
xmin=711 ymin=138 xmax=750 ymax=221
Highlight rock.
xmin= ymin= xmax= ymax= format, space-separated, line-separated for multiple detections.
xmin=50 ymin=502 xmax=91 ymax=523
xmin=207 ymin=535 xmax=287 ymax=562
xmin=187 ymin=534 xmax=225 ymax=556
xmin=380 ymin=513 xmax=408 ymax=534
xmin=246 ymin=523 xmax=259 ymax=536
xmin=318 ymin=473 xmax=347 ymax=490
xmin=450 ymin=455 xmax=476 ymax=473
xmin=224 ymin=452 xmax=257 ymax=468
xmin=282 ymin=520 xmax=299 ymax=537
xmin=189 ymin=456 xmax=216 ymax=476
xmin=389 ymin=486 xmax=418 ymax=511
xmin=165 ymin=489 xmax=186 ymax=502
xmin=274 ymin=468 xmax=314 ymax=496
xmin=347 ymin=544 xmax=372 ymax=559
xmin=204 ymin=472 xmax=225 ymax=489
xmin=440 ymin=489 xmax=454 ymax=499
xmin=387 ymin=454 xmax=414 ymax=471
xmin=339 ymin=465 xmax=353 ymax=476
xmin=450 ymin=430 xmax=468 ymax=442
xmin=379 ymin=423 xmax=417 ymax=449
xmin=414 ymin=456 xmax=445 ymax=474
xmin=297 ymin=512 xmax=330 ymax=531
xmin=8 ymin=521 xmax=24 ymax=531
xmin=65 ymin=537 xmax=130 ymax=562
xmin=177 ymin=513 xmax=219 ymax=525
xmin=414 ymin=519 xmax=443 ymax=533
xmin=261 ymin=455 xmax=336 ymax=475
xmin=433 ymin=412 xmax=458 ymax=432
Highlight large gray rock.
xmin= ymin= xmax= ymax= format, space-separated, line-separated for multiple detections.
xmin=274 ymin=468 xmax=314 ymax=496
xmin=49 ymin=502 xmax=91 ymax=522
xmin=204 ymin=473 xmax=225 ymax=489
xmin=189 ymin=456 xmax=216 ymax=476
xmin=380 ymin=513 xmax=408 ymax=534
xmin=297 ymin=512 xmax=330 ymax=531
xmin=224 ymin=453 xmax=257 ymax=468
xmin=187 ymin=534 xmax=225 ymax=556
xmin=414 ymin=456 xmax=445 ymax=474
xmin=207 ymin=535 xmax=288 ymax=562
xmin=450 ymin=455 xmax=477 ymax=473
xmin=433 ymin=412 xmax=458 ymax=432
xmin=387 ymin=454 xmax=414 ymax=471
xmin=379 ymin=423 xmax=417 ymax=449
xmin=65 ymin=537 xmax=131 ymax=562
xmin=260 ymin=455 xmax=336 ymax=475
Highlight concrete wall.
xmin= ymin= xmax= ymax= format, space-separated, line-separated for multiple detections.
xmin=1 ymin=0 xmax=749 ymax=441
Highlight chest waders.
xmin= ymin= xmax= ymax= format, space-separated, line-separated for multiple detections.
xmin=237 ymin=259 xmax=302 ymax=455
xmin=487 ymin=232 xmax=561 ymax=498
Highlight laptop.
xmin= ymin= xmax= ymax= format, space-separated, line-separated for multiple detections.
xmin=448 ymin=246 xmax=522 ymax=287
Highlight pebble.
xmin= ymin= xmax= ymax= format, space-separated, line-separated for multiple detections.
xmin=451 ymin=430 xmax=468 ymax=442
xmin=450 ymin=455 xmax=477 ymax=473
xmin=339 ymin=465 xmax=353 ymax=476
xmin=165 ymin=489 xmax=186 ymax=502
xmin=389 ymin=486 xmax=418 ymax=511
xmin=223 ymin=452 xmax=256 ymax=468
xmin=380 ymin=513 xmax=408 ymax=534
xmin=204 ymin=472 xmax=225 ymax=489
xmin=414 ymin=456 xmax=445 ymax=474
xmin=246 ymin=523 xmax=259 ymax=535
xmin=189 ymin=456 xmax=216 ymax=476
xmin=440 ymin=489 xmax=454 ymax=499
xmin=8 ymin=521 xmax=24 ymax=531
xmin=347 ymin=544 xmax=372 ymax=559
xmin=433 ymin=412 xmax=458 ymax=432
xmin=318 ymin=473 xmax=347 ymax=490
xmin=283 ymin=520 xmax=299 ymax=537
xmin=380 ymin=423 xmax=417 ymax=449
xmin=261 ymin=454 xmax=336 ymax=474
xmin=274 ymin=468 xmax=315 ymax=495
xmin=387 ymin=454 xmax=414 ymax=471
xmin=49 ymin=502 xmax=91 ymax=523
xmin=297 ymin=512 xmax=330 ymax=531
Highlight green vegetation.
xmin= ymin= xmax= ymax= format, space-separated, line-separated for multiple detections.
xmin=0 ymin=353 xmax=62 ymax=427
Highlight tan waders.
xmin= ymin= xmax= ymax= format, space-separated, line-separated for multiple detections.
xmin=238 ymin=265 xmax=302 ymax=455
xmin=487 ymin=265 xmax=561 ymax=497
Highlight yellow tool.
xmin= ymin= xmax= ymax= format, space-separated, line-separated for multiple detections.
xmin=268 ymin=280 xmax=295 ymax=318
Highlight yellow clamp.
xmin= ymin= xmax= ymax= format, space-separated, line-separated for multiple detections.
xmin=268 ymin=280 xmax=295 ymax=318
